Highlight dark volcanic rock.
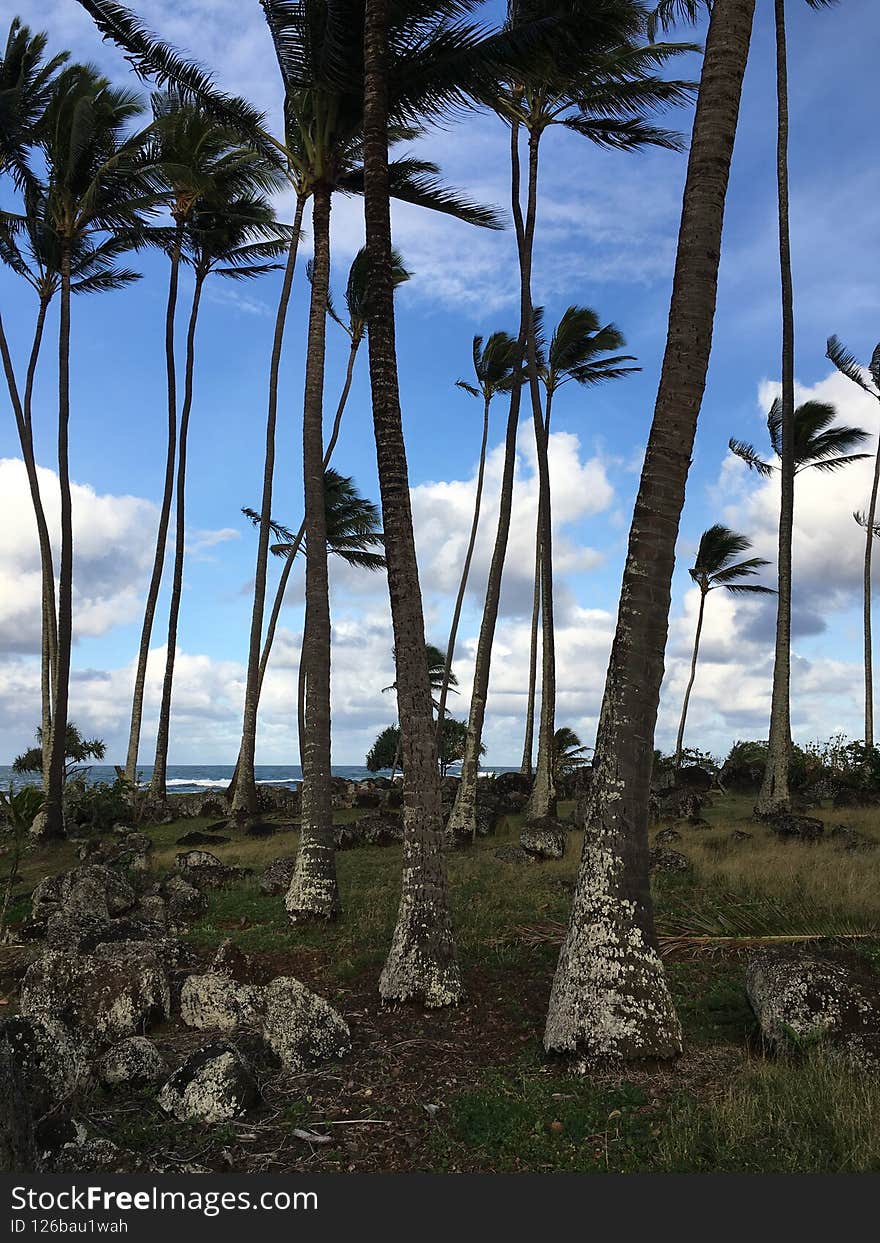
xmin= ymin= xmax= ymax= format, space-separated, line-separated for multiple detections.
xmin=766 ymin=814 xmax=824 ymax=842
xmin=259 ymin=856 xmax=296 ymax=896
xmin=649 ymin=847 xmax=690 ymax=874
xmin=520 ymin=817 xmax=567 ymax=860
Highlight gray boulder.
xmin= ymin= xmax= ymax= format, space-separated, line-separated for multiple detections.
xmin=747 ymin=950 xmax=880 ymax=1068
xmin=649 ymin=846 xmax=690 ymax=874
xmin=158 ymin=1043 xmax=259 ymax=1123
xmin=175 ymin=850 xmax=249 ymax=890
xmin=261 ymin=977 xmax=351 ymax=1072
xmin=162 ymin=874 xmax=208 ymax=922
xmin=766 ymin=814 xmax=824 ymax=842
xmin=259 ymin=856 xmax=296 ymax=896
xmin=654 ymin=827 xmax=682 ymax=845
xmin=520 ymin=817 xmax=567 ymax=860
xmin=95 ymin=1037 xmax=166 ymax=1088
xmin=180 ymin=973 xmax=264 ymax=1032
xmin=493 ymin=845 xmax=533 ymax=865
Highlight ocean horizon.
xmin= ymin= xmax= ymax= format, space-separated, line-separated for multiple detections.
xmin=0 ymin=761 xmax=520 ymax=794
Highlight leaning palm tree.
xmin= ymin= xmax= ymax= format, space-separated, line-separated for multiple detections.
xmin=434 ymin=330 xmax=518 ymax=744
xmin=730 ymin=397 xmax=869 ymax=810
xmin=756 ymin=0 xmax=838 ymax=816
xmin=149 ymin=192 xmax=291 ymax=799
xmin=673 ymin=525 xmax=772 ymax=768
xmin=449 ymin=0 xmax=694 ymax=842
xmin=545 ymin=0 xmax=757 ymax=1066
xmin=520 ymin=305 xmax=638 ymax=792
xmin=37 ymin=66 xmax=157 ymax=837
xmin=825 ymin=336 xmax=880 ymax=748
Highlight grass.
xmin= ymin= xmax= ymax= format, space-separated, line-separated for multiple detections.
xmin=5 ymin=791 xmax=880 ymax=1172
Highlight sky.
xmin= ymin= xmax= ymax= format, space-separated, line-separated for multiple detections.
xmin=1 ymin=0 xmax=878 ymax=769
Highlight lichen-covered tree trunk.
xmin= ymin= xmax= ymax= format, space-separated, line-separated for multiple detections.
xmin=151 ymin=273 xmax=206 ymax=799
xmin=286 ymin=182 xmax=339 ymax=921
xmin=756 ymin=0 xmax=793 ymax=817
xmin=544 ymin=0 xmax=755 ymax=1063
xmin=446 ymin=121 xmax=532 ymax=841
xmin=364 ymin=0 xmax=460 ymax=1006
xmin=673 ymin=588 xmax=706 ymax=769
xmin=231 ymin=195 xmax=307 ymax=822
xmin=45 ymin=250 xmax=75 ymax=839
xmin=124 ymin=224 xmax=183 ymax=784
xmin=435 ymin=396 xmax=491 ymax=742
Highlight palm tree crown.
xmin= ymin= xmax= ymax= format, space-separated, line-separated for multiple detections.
xmin=535 ymin=304 xmax=639 ymax=397
xmin=456 ymin=331 xmax=519 ymax=402
xmin=0 ymin=17 xmax=68 ymax=186
xmin=689 ymin=524 xmax=773 ymax=595
xmin=729 ymin=398 xmax=870 ymax=477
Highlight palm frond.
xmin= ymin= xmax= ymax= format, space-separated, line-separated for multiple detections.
xmin=728 ymin=438 xmax=774 ymax=477
xmin=826 ymin=334 xmax=878 ymax=396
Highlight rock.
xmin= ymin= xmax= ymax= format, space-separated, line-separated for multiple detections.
xmin=0 ymin=1043 xmax=37 ymax=1172
xmin=176 ymin=830 xmax=231 ymax=846
xmin=20 ymin=943 xmax=171 ymax=1045
xmin=677 ymin=765 xmax=714 ymax=792
xmin=46 ymin=1135 xmax=139 ymax=1174
xmin=29 ymin=810 xmax=56 ymax=842
xmin=746 ymin=950 xmax=880 ymax=1068
xmin=0 ymin=1015 xmax=91 ymax=1114
xmin=767 ymin=814 xmax=824 ymax=842
xmin=830 ymin=824 xmax=877 ymax=853
xmin=32 ymin=864 xmax=137 ymax=924
xmin=654 ymin=786 xmax=705 ymax=820
xmin=731 ymin=829 xmax=753 ymax=842
xmin=162 ymin=874 xmax=208 ymax=922
xmin=169 ymin=792 xmax=229 ymax=820
xmin=180 ymin=974 xmax=264 ymax=1032
xmin=95 ymin=1037 xmax=166 ymax=1088
xmin=261 ymin=977 xmax=351 ymax=1073
xmin=654 ymin=827 xmax=682 ymax=845
xmin=334 ymin=812 xmax=403 ymax=850
xmin=649 ymin=847 xmax=690 ymax=874
xmin=520 ymin=817 xmax=567 ymax=860
xmin=259 ymin=857 xmax=296 ymax=896
xmin=493 ymin=845 xmax=533 ymax=865
xmin=158 ymin=1043 xmax=259 ymax=1123
xmin=211 ymin=939 xmax=253 ymax=980
xmin=175 ymin=850 xmax=250 ymax=890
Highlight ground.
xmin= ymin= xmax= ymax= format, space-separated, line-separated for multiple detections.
xmin=4 ymin=791 xmax=880 ymax=1173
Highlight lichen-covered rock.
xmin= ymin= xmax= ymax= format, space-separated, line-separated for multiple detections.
xmin=20 ymin=943 xmax=171 ymax=1044
xmin=746 ymin=950 xmax=880 ymax=1068
xmin=766 ymin=814 xmax=824 ymax=842
xmin=829 ymin=824 xmax=877 ymax=853
xmin=653 ymin=828 xmax=682 ymax=845
xmin=95 ymin=1037 xmax=166 ymax=1088
xmin=162 ymin=874 xmax=208 ymax=922
xmin=649 ymin=847 xmax=690 ymax=874
xmin=259 ymin=856 xmax=296 ymax=895
xmin=175 ymin=850 xmax=250 ymax=890
xmin=158 ymin=1043 xmax=259 ymax=1123
xmin=211 ymin=939 xmax=253 ymax=980
xmin=32 ymin=864 xmax=137 ymax=924
xmin=493 ymin=845 xmax=533 ymax=865
xmin=520 ymin=818 xmax=567 ymax=860
xmin=180 ymin=974 xmax=264 ymax=1032
xmin=334 ymin=812 xmax=403 ymax=850
xmin=0 ymin=1015 xmax=91 ymax=1114
xmin=654 ymin=787 xmax=705 ymax=820
xmin=0 ymin=1043 xmax=37 ymax=1172
xmin=261 ymin=977 xmax=350 ymax=1072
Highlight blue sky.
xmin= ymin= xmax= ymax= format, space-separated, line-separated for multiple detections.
xmin=1 ymin=0 xmax=878 ymax=767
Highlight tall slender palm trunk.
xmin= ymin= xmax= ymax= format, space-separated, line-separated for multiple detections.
xmin=286 ymin=182 xmax=339 ymax=919
xmin=862 ymin=448 xmax=880 ymax=748
xmin=1 ymin=305 xmax=57 ymax=790
xmin=520 ymin=513 xmax=540 ymax=776
xmin=545 ymin=0 xmax=755 ymax=1062
xmin=231 ymin=194 xmax=307 ymax=821
xmin=225 ymin=334 xmax=359 ymax=801
xmin=756 ymin=0 xmax=794 ymax=816
xmin=44 ymin=249 xmax=75 ymax=839
xmin=446 ymin=121 xmax=534 ymax=841
xmin=673 ymin=588 xmax=707 ymax=769
xmin=364 ymin=0 xmax=460 ymax=1006
xmin=435 ymin=395 xmax=491 ymax=742
xmin=151 ymin=272 xmax=206 ymax=799
xmin=125 ymin=222 xmax=184 ymax=784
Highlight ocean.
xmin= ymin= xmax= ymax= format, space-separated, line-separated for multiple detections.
xmin=0 ymin=761 xmax=514 ymax=794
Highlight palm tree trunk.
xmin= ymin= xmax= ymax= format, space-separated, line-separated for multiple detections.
xmin=231 ymin=195 xmax=307 ymax=821
xmin=286 ymin=181 xmax=338 ymax=919
xmin=44 ymin=247 xmax=75 ymax=839
xmin=544 ymin=0 xmax=755 ymax=1063
xmin=673 ymin=588 xmax=707 ymax=769
xmin=435 ymin=394 xmax=491 ymax=743
xmin=0 ymin=304 xmax=56 ymax=790
xmin=364 ymin=0 xmax=460 ymax=1006
xmin=297 ymin=615 xmax=307 ymax=772
xmin=446 ymin=120 xmax=532 ymax=842
xmin=756 ymin=0 xmax=793 ymax=816
xmin=862 ymin=447 xmax=880 ymax=748
xmin=124 ymin=222 xmax=184 ymax=785
xmin=226 ymin=335 xmax=359 ymax=801
xmin=520 ymin=512 xmax=540 ymax=777
xmin=151 ymin=271 xmax=206 ymax=799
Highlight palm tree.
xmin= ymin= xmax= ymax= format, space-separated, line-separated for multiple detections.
xmin=520 ymin=305 xmax=638 ymax=798
xmin=755 ymin=0 xmax=838 ymax=817
xmin=37 ymin=66 xmax=157 ymax=837
xmin=826 ymin=335 xmax=880 ymax=747
xmin=544 ymin=0 xmax=757 ymax=1065
xmin=448 ymin=0 xmax=694 ymax=842
xmin=0 ymin=17 xmax=68 ymax=188
xmin=673 ymin=525 xmax=772 ymax=768
xmin=552 ymin=726 xmax=590 ymax=783
xmin=434 ymin=330 xmax=518 ymax=744
xmin=149 ymin=190 xmax=290 ymax=799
